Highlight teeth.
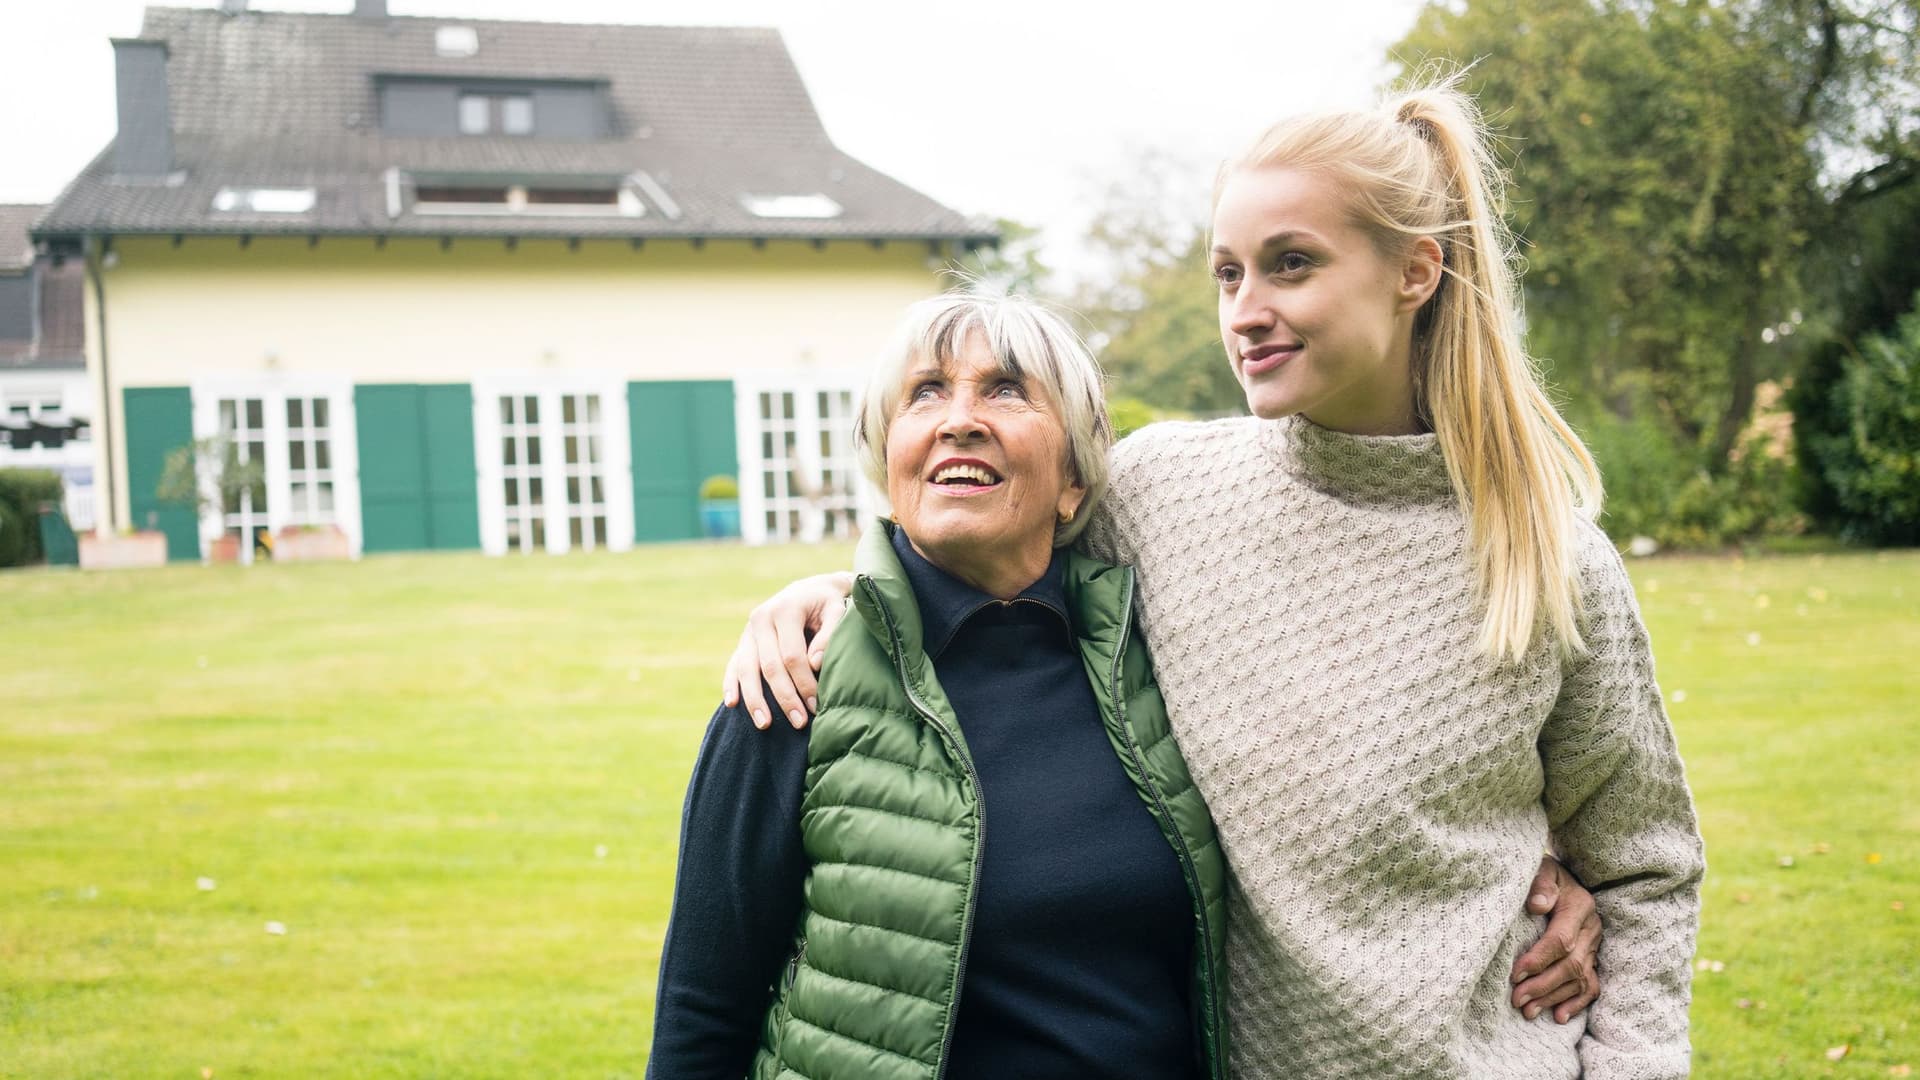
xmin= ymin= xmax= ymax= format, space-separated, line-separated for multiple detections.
xmin=933 ymin=464 xmax=999 ymax=485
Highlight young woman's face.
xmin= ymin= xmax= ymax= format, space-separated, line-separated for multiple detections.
xmin=1209 ymin=167 xmax=1436 ymax=434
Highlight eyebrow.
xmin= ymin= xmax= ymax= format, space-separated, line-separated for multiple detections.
xmin=1211 ymin=229 xmax=1326 ymax=257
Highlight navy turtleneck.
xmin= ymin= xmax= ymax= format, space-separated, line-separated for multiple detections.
xmin=648 ymin=528 xmax=1199 ymax=1080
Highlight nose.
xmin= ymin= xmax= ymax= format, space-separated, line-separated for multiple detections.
xmin=1226 ymin=278 xmax=1274 ymax=339
xmin=936 ymin=388 xmax=988 ymax=442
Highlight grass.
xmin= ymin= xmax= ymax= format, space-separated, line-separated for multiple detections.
xmin=1 ymin=544 xmax=1915 ymax=1078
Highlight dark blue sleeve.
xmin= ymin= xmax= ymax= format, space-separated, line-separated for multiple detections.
xmin=646 ymin=696 xmax=811 ymax=1080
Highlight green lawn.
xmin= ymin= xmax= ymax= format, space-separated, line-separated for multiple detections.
xmin=1 ymin=545 xmax=1914 ymax=1078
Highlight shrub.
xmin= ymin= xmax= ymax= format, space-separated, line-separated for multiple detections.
xmin=0 ymin=468 xmax=64 ymax=567
xmin=1579 ymin=411 xmax=1804 ymax=550
xmin=698 ymin=474 xmax=739 ymax=501
xmin=1804 ymin=299 xmax=1920 ymax=544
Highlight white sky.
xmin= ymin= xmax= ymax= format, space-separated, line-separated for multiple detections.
xmin=0 ymin=0 xmax=1425 ymax=277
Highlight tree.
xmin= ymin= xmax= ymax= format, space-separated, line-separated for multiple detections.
xmin=1393 ymin=0 xmax=1919 ymax=473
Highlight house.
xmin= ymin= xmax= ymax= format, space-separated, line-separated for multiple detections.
xmin=0 ymin=203 xmax=95 ymax=529
xmin=33 ymin=0 xmax=993 ymax=560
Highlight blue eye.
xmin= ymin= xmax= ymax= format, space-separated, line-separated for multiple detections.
xmin=1212 ymin=264 xmax=1243 ymax=287
xmin=992 ymin=381 xmax=1025 ymax=400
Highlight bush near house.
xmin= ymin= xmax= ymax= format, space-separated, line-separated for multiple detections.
xmin=0 ymin=468 xmax=63 ymax=567
xmin=1803 ymin=295 xmax=1920 ymax=545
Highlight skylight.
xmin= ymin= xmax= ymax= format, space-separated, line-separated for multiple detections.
xmin=435 ymin=26 xmax=480 ymax=58
xmin=742 ymin=194 xmax=843 ymax=219
xmin=211 ymin=187 xmax=317 ymax=214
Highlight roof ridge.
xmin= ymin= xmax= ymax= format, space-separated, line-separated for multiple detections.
xmin=146 ymin=6 xmax=782 ymax=35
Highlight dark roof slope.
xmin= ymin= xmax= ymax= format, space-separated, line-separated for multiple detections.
xmin=36 ymin=7 xmax=991 ymax=244
xmin=0 ymin=205 xmax=84 ymax=371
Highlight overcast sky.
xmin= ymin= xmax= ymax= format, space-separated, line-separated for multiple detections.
xmin=0 ymin=0 xmax=1426 ymax=276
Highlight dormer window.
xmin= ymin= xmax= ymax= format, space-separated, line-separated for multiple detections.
xmin=459 ymin=93 xmax=533 ymax=136
xmin=411 ymin=175 xmax=644 ymax=217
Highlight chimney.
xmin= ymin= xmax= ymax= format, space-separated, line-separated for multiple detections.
xmin=354 ymin=0 xmax=388 ymax=17
xmin=109 ymin=39 xmax=175 ymax=178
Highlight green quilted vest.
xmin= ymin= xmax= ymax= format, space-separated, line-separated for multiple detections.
xmin=749 ymin=523 xmax=1230 ymax=1080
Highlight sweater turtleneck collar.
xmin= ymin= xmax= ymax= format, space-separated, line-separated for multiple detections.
xmin=1258 ymin=413 xmax=1457 ymax=505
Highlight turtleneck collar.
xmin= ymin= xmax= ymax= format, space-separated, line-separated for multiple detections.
xmin=1257 ymin=413 xmax=1456 ymax=505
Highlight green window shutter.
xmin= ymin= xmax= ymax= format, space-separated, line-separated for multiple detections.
xmin=123 ymin=387 xmax=199 ymax=561
xmin=421 ymin=385 xmax=480 ymax=550
xmin=629 ymin=380 xmax=735 ymax=541
xmin=356 ymin=385 xmax=430 ymax=552
xmin=356 ymin=384 xmax=479 ymax=552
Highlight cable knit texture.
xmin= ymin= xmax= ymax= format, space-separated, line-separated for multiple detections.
xmin=1081 ymin=416 xmax=1705 ymax=1080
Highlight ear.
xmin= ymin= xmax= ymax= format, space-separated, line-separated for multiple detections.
xmin=1396 ymin=235 xmax=1445 ymax=314
xmin=1056 ymin=478 xmax=1089 ymax=527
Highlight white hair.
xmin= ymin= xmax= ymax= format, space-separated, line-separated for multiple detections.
xmin=855 ymin=293 xmax=1113 ymax=546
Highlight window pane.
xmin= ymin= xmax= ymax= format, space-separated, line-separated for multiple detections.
xmin=563 ymin=396 xmax=577 ymax=424
xmin=567 ymin=476 xmax=580 ymax=504
xmin=315 ymin=440 xmax=330 ymax=470
xmin=287 ymin=398 xmax=304 ymax=428
xmin=586 ymin=396 xmax=600 ymax=424
xmin=781 ymin=392 xmax=794 ymax=417
xmin=587 ymin=434 xmax=600 ymax=465
xmin=592 ymin=517 xmax=607 ymax=546
xmin=758 ymin=393 xmax=772 ymax=421
xmin=290 ymin=441 xmax=306 ymax=470
xmin=570 ymin=517 xmax=584 ymax=547
xmin=503 ymin=437 xmax=517 ymax=466
xmin=761 ymin=432 xmax=774 ymax=459
xmin=313 ymin=399 xmax=329 ymax=428
xmin=502 ymin=96 xmax=533 ymax=135
xmin=527 ymin=437 xmax=541 ymax=466
xmin=317 ymin=482 xmax=333 ymax=512
xmin=523 ymin=396 xmax=538 ymax=424
xmin=528 ymin=477 xmax=543 ymax=507
xmin=504 ymin=478 xmax=518 ymax=507
xmin=500 ymin=396 xmax=514 ymax=424
xmin=219 ymin=400 xmax=237 ymax=431
xmin=565 ymin=435 xmax=579 ymax=465
xmin=590 ymin=476 xmax=603 ymax=503
xmin=291 ymin=481 xmax=308 ymax=508
xmin=245 ymin=399 xmax=263 ymax=428
xmin=458 ymin=95 xmax=490 ymax=134
xmin=762 ymin=472 xmax=775 ymax=498
xmin=531 ymin=517 xmax=546 ymax=547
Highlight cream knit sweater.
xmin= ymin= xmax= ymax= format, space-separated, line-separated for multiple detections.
xmin=1082 ymin=416 xmax=1705 ymax=1080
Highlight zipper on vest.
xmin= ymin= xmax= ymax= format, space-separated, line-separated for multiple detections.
xmin=858 ymin=577 xmax=985 ymax=1080
xmin=1109 ymin=574 xmax=1227 ymax=1080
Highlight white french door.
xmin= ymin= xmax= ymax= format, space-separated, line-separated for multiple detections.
xmin=735 ymin=375 xmax=869 ymax=544
xmin=473 ymin=376 xmax=632 ymax=556
xmin=191 ymin=377 xmax=361 ymax=563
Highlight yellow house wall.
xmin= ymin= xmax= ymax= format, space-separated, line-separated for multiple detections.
xmin=91 ymin=234 xmax=946 ymax=530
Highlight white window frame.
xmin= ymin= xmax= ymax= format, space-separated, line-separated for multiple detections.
xmin=734 ymin=371 xmax=874 ymax=545
xmin=190 ymin=374 xmax=362 ymax=564
xmin=472 ymin=373 xmax=634 ymax=556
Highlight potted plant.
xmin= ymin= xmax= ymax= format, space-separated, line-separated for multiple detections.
xmin=155 ymin=436 xmax=267 ymax=563
xmin=273 ymin=522 xmax=352 ymax=562
xmin=698 ymin=473 xmax=741 ymax=539
xmin=78 ymin=524 xmax=170 ymax=570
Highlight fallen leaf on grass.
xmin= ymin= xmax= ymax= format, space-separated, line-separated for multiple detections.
xmin=1736 ymin=998 xmax=1753 ymax=1009
xmin=197 ymin=877 xmax=217 ymax=891
xmin=1735 ymin=892 xmax=1753 ymax=904
xmin=1746 ymin=631 xmax=1763 ymax=646
xmin=1828 ymin=1045 xmax=1851 ymax=1061
xmin=1889 ymin=1064 xmax=1911 ymax=1076
xmin=202 ymin=1069 xmax=213 ymax=1079
xmin=264 ymin=921 xmax=286 ymax=935
xmin=1893 ymin=901 xmax=1905 ymax=912
xmin=1671 ymin=689 xmax=1689 ymax=704
xmin=1812 ymin=842 xmax=1831 ymax=855
xmin=1867 ymin=852 xmax=1884 ymax=864
xmin=1755 ymin=594 xmax=1771 ymax=609
xmin=1779 ymin=856 xmax=1796 ymax=868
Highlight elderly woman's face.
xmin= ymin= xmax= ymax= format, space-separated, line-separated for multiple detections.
xmin=886 ymin=332 xmax=1085 ymax=570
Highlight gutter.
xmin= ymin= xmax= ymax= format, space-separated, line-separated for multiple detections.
xmin=82 ymin=233 xmax=116 ymax=533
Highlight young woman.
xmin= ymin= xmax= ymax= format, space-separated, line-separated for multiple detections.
xmin=723 ymin=75 xmax=1702 ymax=1079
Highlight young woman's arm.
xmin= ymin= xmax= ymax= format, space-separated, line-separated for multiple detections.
xmin=646 ymin=697 xmax=812 ymax=1078
xmin=1541 ymin=533 xmax=1707 ymax=1079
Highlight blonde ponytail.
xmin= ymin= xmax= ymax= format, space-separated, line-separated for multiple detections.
xmin=1229 ymin=69 xmax=1603 ymax=662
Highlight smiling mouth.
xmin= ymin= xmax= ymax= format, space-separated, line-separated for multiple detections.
xmin=930 ymin=462 xmax=1004 ymax=492
xmin=1240 ymin=344 xmax=1302 ymax=376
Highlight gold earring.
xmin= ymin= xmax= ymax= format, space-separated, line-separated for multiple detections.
xmin=1058 ymin=508 xmax=1074 ymax=524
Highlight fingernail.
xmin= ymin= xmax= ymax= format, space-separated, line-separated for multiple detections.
xmin=1531 ymin=894 xmax=1549 ymax=907
xmin=806 ymin=697 xmax=818 ymax=714
xmin=789 ymin=709 xmax=806 ymax=728
xmin=1524 ymin=1005 xmax=1539 ymax=1020
xmin=753 ymin=709 xmax=769 ymax=729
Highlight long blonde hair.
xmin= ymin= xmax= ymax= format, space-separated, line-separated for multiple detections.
xmin=1223 ymin=70 xmax=1603 ymax=662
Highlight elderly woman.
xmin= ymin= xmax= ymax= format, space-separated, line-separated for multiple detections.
xmin=647 ymin=294 xmax=1229 ymax=1079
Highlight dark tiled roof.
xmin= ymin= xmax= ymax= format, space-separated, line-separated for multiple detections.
xmin=36 ymin=7 xmax=991 ymax=244
xmin=0 ymin=205 xmax=41 ymax=271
